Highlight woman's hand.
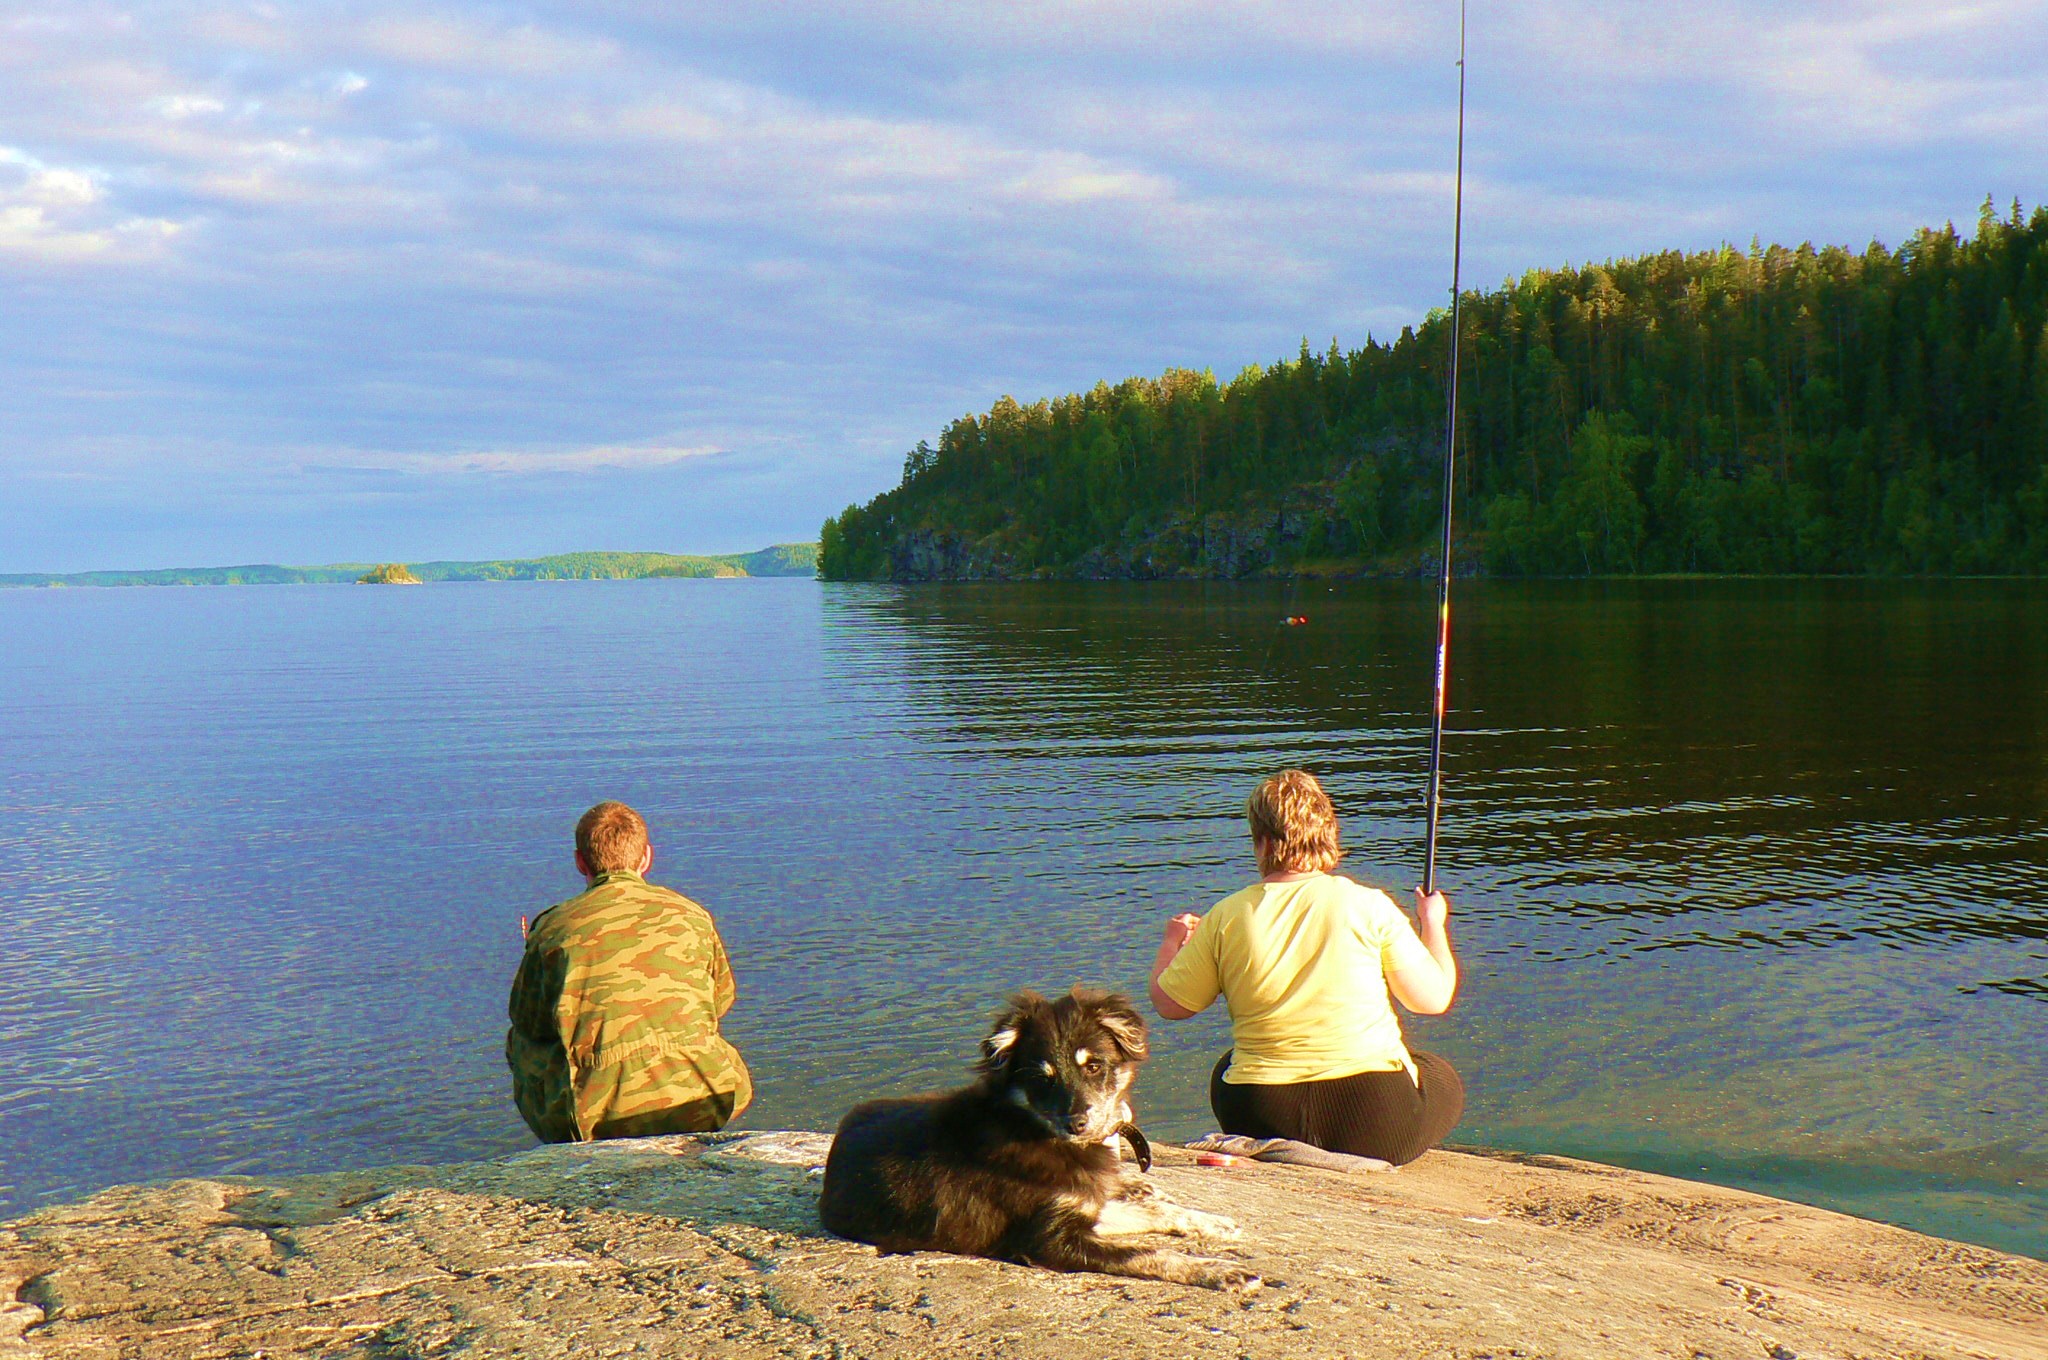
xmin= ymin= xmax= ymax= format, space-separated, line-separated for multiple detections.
xmin=1149 ymin=913 xmax=1204 ymax=1020
xmin=1387 ymin=887 xmax=1459 ymax=1015
xmin=1415 ymin=888 xmax=1450 ymax=935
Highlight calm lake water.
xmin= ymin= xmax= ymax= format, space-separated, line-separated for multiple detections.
xmin=1 ymin=578 xmax=2043 ymax=1258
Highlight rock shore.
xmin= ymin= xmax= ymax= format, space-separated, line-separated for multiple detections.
xmin=3 ymin=1133 xmax=2041 ymax=1360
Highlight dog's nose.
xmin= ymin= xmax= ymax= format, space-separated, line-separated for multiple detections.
xmin=1066 ymin=1113 xmax=1092 ymax=1135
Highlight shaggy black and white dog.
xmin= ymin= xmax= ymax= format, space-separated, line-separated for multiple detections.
xmin=818 ymin=988 xmax=1254 ymax=1290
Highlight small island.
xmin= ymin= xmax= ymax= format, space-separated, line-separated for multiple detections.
xmin=356 ymin=563 xmax=423 ymax=585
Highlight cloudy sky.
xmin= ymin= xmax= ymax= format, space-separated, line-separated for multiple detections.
xmin=3 ymin=1 xmax=2043 ymax=571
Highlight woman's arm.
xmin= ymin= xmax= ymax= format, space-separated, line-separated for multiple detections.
xmin=1148 ymin=913 xmax=1204 ymax=1020
xmin=1385 ymin=889 xmax=1459 ymax=1015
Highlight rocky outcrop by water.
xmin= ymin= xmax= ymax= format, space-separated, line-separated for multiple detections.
xmin=3 ymin=1132 xmax=2041 ymax=1359
xmin=888 ymin=507 xmax=1332 ymax=581
xmin=885 ymin=498 xmax=1485 ymax=582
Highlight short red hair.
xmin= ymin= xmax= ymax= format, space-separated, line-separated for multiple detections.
xmin=575 ymin=801 xmax=649 ymax=874
xmin=1247 ymin=769 xmax=1342 ymax=874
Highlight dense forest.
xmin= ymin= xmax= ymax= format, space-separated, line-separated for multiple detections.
xmin=821 ymin=200 xmax=2048 ymax=579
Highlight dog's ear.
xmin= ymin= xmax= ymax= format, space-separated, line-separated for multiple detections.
xmin=977 ymin=992 xmax=1045 ymax=1075
xmin=978 ymin=1024 xmax=1020 ymax=1071
xmin=1091 ymin=993 xmax=1150 ymax=1062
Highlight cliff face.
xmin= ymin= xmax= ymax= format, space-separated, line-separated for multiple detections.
xmin=4 ymin=1132 xmax=2043 ymax=1360
xmin=888 ymin=503 xmax=1354 ymax=582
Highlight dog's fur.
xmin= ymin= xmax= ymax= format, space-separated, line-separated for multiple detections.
xmin=818 ymin=988 xmax=1253 ymax=1290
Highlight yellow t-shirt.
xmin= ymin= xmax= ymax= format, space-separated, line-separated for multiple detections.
xmin=1157 ymin=874 xmax=1433 ymax=1086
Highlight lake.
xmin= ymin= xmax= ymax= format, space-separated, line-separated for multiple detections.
xmin=1 ymin=578 xmax=2042 ymax=1259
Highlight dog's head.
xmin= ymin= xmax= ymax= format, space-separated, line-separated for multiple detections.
xmin=975 ymin=987 xmax=1149 ymax=1144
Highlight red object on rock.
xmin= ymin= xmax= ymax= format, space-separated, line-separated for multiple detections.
xmin=1195 ymin=1152 xmax=1243 ymax=1168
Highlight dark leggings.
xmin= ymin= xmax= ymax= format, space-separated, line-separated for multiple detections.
xmin=1209 ymin=1050 xmax=1465 ymax=1166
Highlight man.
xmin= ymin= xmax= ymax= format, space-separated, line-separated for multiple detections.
xmin=507 ymin=801 xmax=752 ymax=1141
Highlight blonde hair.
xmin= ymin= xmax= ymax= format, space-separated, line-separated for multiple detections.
xmin=1247 ymin=769 xmax=1342 ymax=875
xmin=575 ymin=801 xmax=649 ymax=874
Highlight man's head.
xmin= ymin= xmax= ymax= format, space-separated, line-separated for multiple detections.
xmin=575 ymin=801 xmax=652 ymax=879
xmin=1247 ymin=768 xmax=1342 ymax=875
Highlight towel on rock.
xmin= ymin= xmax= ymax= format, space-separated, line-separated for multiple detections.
xmin=1184 ymin=1132 xmax=1394 ymax=1174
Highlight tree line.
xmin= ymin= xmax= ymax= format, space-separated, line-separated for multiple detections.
xmin=821 ymin=200 xmax=2048 ymax=579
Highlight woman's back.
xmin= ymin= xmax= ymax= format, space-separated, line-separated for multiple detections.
xmin=1160 ymin=874 xmax=1428 ymax=1086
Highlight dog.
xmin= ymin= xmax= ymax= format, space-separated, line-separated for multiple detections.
xmin=818 ymin=988 xmax=1255 ymax=1290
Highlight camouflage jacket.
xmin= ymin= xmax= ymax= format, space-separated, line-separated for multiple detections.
xmin=506 ymin=871 xmax=752 ymax=1142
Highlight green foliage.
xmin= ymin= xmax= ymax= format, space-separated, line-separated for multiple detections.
xmin=822 ymin=205 xmax=2048 ymax=578
xmin=1484 ymin=413 xmax=1648 ymax=573
xmin=357 ymin=563 xmax=423 ymax=584
xmin=1335 ymin=457 xmax=1383 ymax=553
xmin=731 ymin=543 xmax=820 ymax=577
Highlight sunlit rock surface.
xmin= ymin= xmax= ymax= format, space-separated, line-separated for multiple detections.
xmin=3 ymin=1132 xmax=2041 ymax=1359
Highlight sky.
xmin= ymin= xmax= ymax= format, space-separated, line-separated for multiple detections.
xmin=2 ymin=1 xmax=2044 ymax=571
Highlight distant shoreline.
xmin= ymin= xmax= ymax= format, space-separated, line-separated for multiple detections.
xmin=0 ymin=545 xmax=819 ymax=589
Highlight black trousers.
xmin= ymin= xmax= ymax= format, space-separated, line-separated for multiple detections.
xmin=1209 ymin=1049 xmax=1465 ymax=1167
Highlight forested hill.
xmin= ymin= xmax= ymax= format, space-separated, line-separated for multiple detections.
xmin=1 ymin=545 xmax=818 ymax=588
xmin=821 ymin=201 xmax=2048 ymax=580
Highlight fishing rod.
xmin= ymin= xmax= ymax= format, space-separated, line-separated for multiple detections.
xmin=1422 ymin=0 xmax=1467 ymax=897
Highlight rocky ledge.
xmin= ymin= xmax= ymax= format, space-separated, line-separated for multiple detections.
xmin=2 ymin=1133 xmax=2041 ymax=1360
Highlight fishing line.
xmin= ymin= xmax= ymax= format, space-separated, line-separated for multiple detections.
xmin=1422 ymin=0 xmax=1468 ymax=896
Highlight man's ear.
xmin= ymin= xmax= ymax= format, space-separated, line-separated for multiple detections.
xmin=638 ymin=843 xmax=653 ymax=875
xmin=574 ymin=849 xmax=591 ymax=878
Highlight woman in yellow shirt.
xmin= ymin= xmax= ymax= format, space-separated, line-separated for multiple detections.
xmin=1149 ymin=769 xmax=1464 ymax=1165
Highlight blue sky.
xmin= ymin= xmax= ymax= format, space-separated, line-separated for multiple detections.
xmin=2 ymin=1 xmax=2043 ymax=571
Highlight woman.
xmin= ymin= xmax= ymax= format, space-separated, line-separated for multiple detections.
xmin=1149 ymin=768 xmax=1464 ymax=1165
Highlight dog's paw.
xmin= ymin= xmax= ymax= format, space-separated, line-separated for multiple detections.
xmin=1184 ymin=1209 xmax=1242 ymax=1242
xmin=1190 ymin=1260 xmax=1262 ymax=1293
xmin=1114 ymin=1172 xmax=1161 ymax=1202
xmin=1144 ymin=1251 xmax=1261 ymax=1292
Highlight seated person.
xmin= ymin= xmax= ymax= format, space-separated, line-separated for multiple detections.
xmin=1148 ymin=769 xmax=1463 ymax=1165
xmin=506 ymin=801 xmax=752 ymax=1142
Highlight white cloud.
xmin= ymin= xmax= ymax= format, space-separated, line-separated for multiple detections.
xmin=1505 ymin=0 xmax=2045 ymax=148
xmin=319 ymin=441 xmax=723 ymax=477
xmin=0 ymin=145 xmax=181 ymax=260
xmin=357 ymin=15 xmax=619 ymax=74
xmin=149 ymin=94 xmax=225 ymax=120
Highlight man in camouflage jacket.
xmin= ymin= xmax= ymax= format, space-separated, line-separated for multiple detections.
xmin=507 ymin=802 xmax=753 ymax=1141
